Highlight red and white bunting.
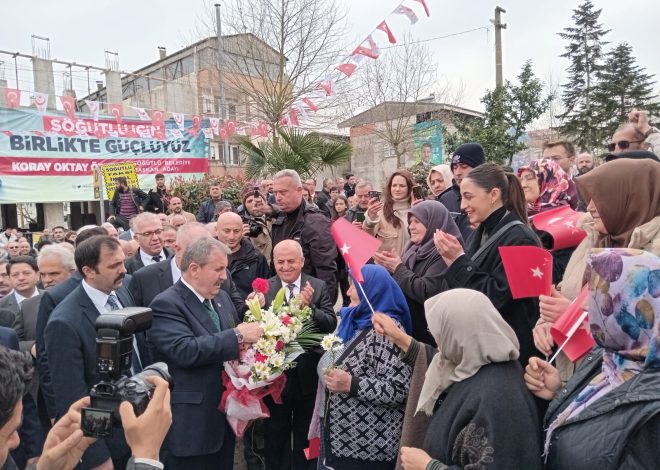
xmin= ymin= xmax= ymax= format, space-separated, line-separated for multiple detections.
xmin=32 ymin=92 xmax=49 ymax=113
xmin=59 ymin=95 xmax=77 ymax=120
xmin=202 ymin=128 xmax=214 ymax=139
xmin=132 ymin=107 xmax=151 ymax=121
xmin=319 ymin=79 xmax=335 ymax=97
xmin=353 ymin=34 xmax=380 ymax=60
xmin=258 ymin=122 xmax=269 ymax=137
xmin=395 ymin=5 xmax=418 ymax=24
xmin=3 ymin=88 xmax=21 ymax=108
xmin=209 ymin=118 xmax=220 ymax=135
xmin=171 ymin=112 xmax=185 ymax=131
xmin=84 ymin=99 xmax=100 ymax=121
xmin=109 ymin=103 xmax=123 ymax=123
xmin=336 ymin=63 xmax=357 ymax=77
xmin=170 ymin=128 xmax=184 ymax=139
xmin=220 ymin=127 xmax=228 ymax=140
xmin=302 ymin=98 xmax=318 ymax=112
xmin=377 ymin=21 xmax=397 ymax=44
xmin=190 ymin=115 xmax=201 ymax=136
xmin=226 ymin=120 xmax=237 ymax=136
xmin=412 ymin=0 xmax=430 ymax=17
xmin=151 ymin=110 xmax=166 ymax=128
xmin=295 ymin=103 xmax=308 ymax=122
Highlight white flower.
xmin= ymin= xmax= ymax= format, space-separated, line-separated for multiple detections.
xmin=255 ymin=337 xmax=270 ymax=352
xmin=253 ymin=363 xmax=270 ymax=380
xmin=321 ymin=334 xmax=343 ymax=352
xmin=267 ymin=352 xmax=285 ymax=369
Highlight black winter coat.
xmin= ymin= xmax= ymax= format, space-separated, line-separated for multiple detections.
xmin=544 ymin=349 xmax=660 ymax=470
xmin=227 ymin=238 xmax=271 ymax=300
xmin=392 ymin=250 xmax=447 ymax=346
xmin=437 ymin=184 xmax=474 ymax=241
xmin=423 ymin=361 xmax=542 ymax=469
xmin=270 ymin=201 xmax=338 ymax=301
xmin=442 ymin=209 xmax=541 ymax=367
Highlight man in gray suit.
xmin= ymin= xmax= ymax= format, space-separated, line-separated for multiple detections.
xmin=0 ymin=256 xmax=42 ymax=323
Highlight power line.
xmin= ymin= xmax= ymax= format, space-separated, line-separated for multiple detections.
xmin=381 ymin=26 xmax=490 ymax=49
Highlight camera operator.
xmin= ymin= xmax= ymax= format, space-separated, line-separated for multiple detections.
xmin=0 ymin=344 xmax=171 ymax=470
xmin=239 ymin=188 xmax=273 ymax=261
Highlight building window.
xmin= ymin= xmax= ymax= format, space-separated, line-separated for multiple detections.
xmin=383 ymin=143 xmax=397 ymax=158
xmin=219 ymin=145 xmax=240 ymax=165
xmin=202 ymin=95 xmax=214 ymax=114
xmin=209 ymin=143 xmax=219 ymax=160
xmin=228 ymin=104 xmax=237 ymax=120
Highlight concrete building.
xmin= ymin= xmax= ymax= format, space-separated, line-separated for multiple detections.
xmin=338 ymin=99 xmax=482 ymax=190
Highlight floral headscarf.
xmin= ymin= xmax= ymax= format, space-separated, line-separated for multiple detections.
xmin=518 ymin=159 xmax=573 ymax=215
xmin=544 ymin=248 xmax=660 ymax=457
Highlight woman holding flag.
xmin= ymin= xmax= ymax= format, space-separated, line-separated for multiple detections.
xmin=525 ymin=248 xmax=660 ymax=469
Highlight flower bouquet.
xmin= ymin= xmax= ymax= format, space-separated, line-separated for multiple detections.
xmin=219 ymin=278 xmax=324 ymax=437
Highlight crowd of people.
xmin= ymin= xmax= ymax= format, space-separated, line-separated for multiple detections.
xmin=0 ymin=109 xmax=659 ymax=470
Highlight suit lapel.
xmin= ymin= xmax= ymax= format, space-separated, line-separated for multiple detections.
xmin=161 ymin=261 xmax=174 ymax=290
xmin=116 ymin=287 xmax=133 ymax=308
xmin=176 ymin=281 xmax=218 ymax=334
xmin=77 ymin=286 xmax=102 ymax=329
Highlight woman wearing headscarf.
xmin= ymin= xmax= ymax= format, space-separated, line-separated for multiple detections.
xmin=525 ymin=248 xmax=660 ymax=469
xmin=313 ymin=264 xmax=413 ymax=470
xmin=533 ymin=159 xmax=660 ymax=372
xmin=378 ymin=289 xmax=542 ymax=470
xmin=363 ymin=169 xmax=415 ymax=256
xmin=374 ymin=201 xmax=462 ymax=345
xmin=427 ymin=164 xmax=454 ymax=199
xmin=518 ymin=158 xmax=577 ymax=284
xmin=432 ymin=163 xmax=542 ymax=367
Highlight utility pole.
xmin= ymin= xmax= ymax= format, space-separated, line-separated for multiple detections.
xmin=215 ymin=3 xmax=230 ymax=166
xmin=491 ymin=6 xmax=507 ymax=88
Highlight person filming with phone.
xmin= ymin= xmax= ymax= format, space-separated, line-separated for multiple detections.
xmin=344 ymin=181 xmax=373 ymax=228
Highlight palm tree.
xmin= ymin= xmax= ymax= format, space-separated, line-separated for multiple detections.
xmin=240 ymin=127 xmax=352 ymax=180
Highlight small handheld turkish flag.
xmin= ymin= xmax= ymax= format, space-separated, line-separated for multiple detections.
xmin=331 ymin=218 xmax=381 ymax=283
xmin=550 ymin=285 xmax=595 ymax=362
xmin=530 ymin=206 xmax=587 ymax=251
xmin=303 ymin=437 xmax=320 ymax=460
xmin=498 ymin=246 xmax=553 ymax=299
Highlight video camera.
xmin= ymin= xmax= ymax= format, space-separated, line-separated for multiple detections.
xmin=81 ymin=307 xmax=171 ymax=438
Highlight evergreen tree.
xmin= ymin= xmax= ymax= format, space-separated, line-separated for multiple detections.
xmin=594 ymin=42 xmax=659 ymax=138
xmin=557 ymin=0 xmax=610 ymax=151
xmin=446 ymin=61 xmax=550 ymax=164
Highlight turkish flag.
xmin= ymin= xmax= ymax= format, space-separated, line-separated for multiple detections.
xmin=302 ymin=98 xmax=318 ymax=112
xmin=331 ymin=217 xmax=381 ymax=283
xmin=190 ymin=115 xmax=201 ymax=136
xmin=303 ymin=437 xmax=320 ymax=460
xmin=413 ymin=0 xmax=430 ymax=17
xmin=551 ymin=286 xmax=594 ymax=362
xmin=336 ymin=63 xmax=357 ymax=77
xmin=59 ymin=95 xmax=77 ymax=120
xmin=377 ymin=21 xmax=396 ymax=44
xmin=498 ymin=246 xmax=553 ymax=299
xmin=288 ymin=108 xmax=300 ymax=127
xmin=395 ymin=5 xmax=418 ymax=24
xmin=353 ymin=35 xmax=380 ymax=60
xmin=151 ymin=109 xmax=165 ymax=128
xmin=530 ymin=206 xmax=587 ymax=251
xmin=3 ymin=88 xmax=21 ymax=108
xmin=109 ymin=103 xmax=123 ymax=123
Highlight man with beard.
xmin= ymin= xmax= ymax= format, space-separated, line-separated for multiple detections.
xmin=45 ymin=235 xmax=149 ymax=470
xmin=167 ymin=196 xmax=196 ymax=223
xmin=144 ymin=173 xmax=170 ymax=214
xmin=108 ymin=177 xmax=149 ymax=231
xmin=576 ymin=153 xmax=595 ymax=175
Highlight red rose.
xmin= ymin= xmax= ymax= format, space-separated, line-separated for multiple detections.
xmin=281 ymin=315 xmax=291 ymax=326
xmin=255 ymin=352 xmax=268 ymax=363
xmin=252 ymin=278 xmax=270 ymax=294
xmin=275 ymin=340 xmax=285 ymax=351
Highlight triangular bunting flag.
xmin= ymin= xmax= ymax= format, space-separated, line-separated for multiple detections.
xmin=353 ymin=34 xmax=380 ymax=60
xmin=377 ymin=20 xmax=397 ymax=44
xmin=3 ymin=88 xmax=21 ymax=108
xmin=336 ymin=63 xmax=357 ymax=77
xmin=59 ymin=95 xmax=77 ymax=120
xmin=32 ymin=92 xmax=48 ymax=113
xmin=395 ymin=5 xmax=418 ymax=24
xmin=412 ymin=0 xmax=430 ymax=17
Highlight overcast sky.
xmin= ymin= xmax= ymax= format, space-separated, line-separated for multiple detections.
xmin=3 ymin=0 xmax=659 ymax=112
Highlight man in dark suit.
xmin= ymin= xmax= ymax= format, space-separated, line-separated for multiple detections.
xmin=0 ymin=256 xmax=42 ymax=321
xmin=143 ymin=173 xmax=169 ymax=214
xmin=258 ymin=239 xmax=336 ymax=470
xmin=128 ymin=222 xmax=246 ymax=315
xmin=124 ymin=213 xmax=173 ymax=275
xmin=44 ymin=235 xmax=148 ymax=470
xmin=0 ymin=328 xmax=44 ymax=469
xmin=148 ymin=237 xmax=263 ymax=470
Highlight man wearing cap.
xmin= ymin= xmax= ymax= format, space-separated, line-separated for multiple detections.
xmin=437 ymin=142 xmax=485 ymax=240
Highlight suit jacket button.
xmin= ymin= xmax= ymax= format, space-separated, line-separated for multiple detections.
xmin=466 ymin=266 xmax=473 ymax=272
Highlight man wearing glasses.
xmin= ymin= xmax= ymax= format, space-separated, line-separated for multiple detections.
xmin=125 ymin=212 xmax=173 ymax=274
xmin=608 ymin=110 xmax=659 ymax=156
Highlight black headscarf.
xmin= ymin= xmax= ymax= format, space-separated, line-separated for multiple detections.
xmin=402 ymin=200 xmax=463 ymax=269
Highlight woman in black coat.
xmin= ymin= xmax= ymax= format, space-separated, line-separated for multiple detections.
xmin=374 ymin=201 xmax=462 ymax=345
xmin=433 ymin=163 xmax=542 ymax=367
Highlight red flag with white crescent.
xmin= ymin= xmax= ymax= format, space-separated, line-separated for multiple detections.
xmin=190 ymin=115 xmax=201 ymax=136
xmin=59 ymin=95 xmax=77 ymax=120
xmin=550 ymin=286 xmax=595 ymax=362
xmin=336 ymin=63 xmax=357 ymax=77
xmin=530 ymin=206 xmax=587 ymax=251
xmin=377 ymin=21 xmax=397 ymax=44
xmin=151 ymin=110 xmax=165 ymax=128
xmin=353 ymin=34 xmax=380 ymax=60
xmin=3 ymin=88 xmax=21 ymax=108
xmin=109 ymin=103 xmax=123 ymax=123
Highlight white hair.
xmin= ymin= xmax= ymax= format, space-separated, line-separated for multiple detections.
xmin=273 ymin=169 xmax=302 ymax=188
xmin=77 ymin=224 xmax=99 ymax=235
xmin=37 ymin=244 xmax=76 ymax=271
xmin=132 ymin=212 xmax=161 ymax=233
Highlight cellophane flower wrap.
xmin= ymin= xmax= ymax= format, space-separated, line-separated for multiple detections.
xmin=219 ymin=283 xmax=324 ymax=437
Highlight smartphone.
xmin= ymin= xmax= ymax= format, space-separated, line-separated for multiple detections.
xmin=81 ymin=407 xmax=114 ymax=438
xmin=356 ymin=212 xmax=366 ymax=222
xmin=368 ymin=190 xmax=381 ymax=201
xmin=412 ymin=186 xmax=425 ymax=200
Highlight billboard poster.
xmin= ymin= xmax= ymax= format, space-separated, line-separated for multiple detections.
xmin=414 ymin=120 xmax=443 ymax=165
xmin=0 ymin=107 xmax=208 ymax=203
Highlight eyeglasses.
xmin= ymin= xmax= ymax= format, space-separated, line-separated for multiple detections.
xmin=607 ymin=140 xmax=643 ymax=152
xmin=519 ymin=172 xmax=536 ymax=182
xmin=136 ymin=229 xmax=163 ymax=238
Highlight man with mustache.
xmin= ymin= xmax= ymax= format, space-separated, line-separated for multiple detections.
xmin=44 ymin=235 xmax=150 ymax=470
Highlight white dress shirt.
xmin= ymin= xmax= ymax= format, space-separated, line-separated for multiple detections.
xmin=14 ymin=287 xmax=40 ymax=305
xmin=139 ymin=249 xmax=167 ymax=267
xmin=282 ymin=275 xmax=302 ymax=301
xmin=171 ymin=257 xmax=181 ymax=283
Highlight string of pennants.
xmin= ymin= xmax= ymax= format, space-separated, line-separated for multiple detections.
xmin=1 ymin=0 xmax=431 ymax=138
